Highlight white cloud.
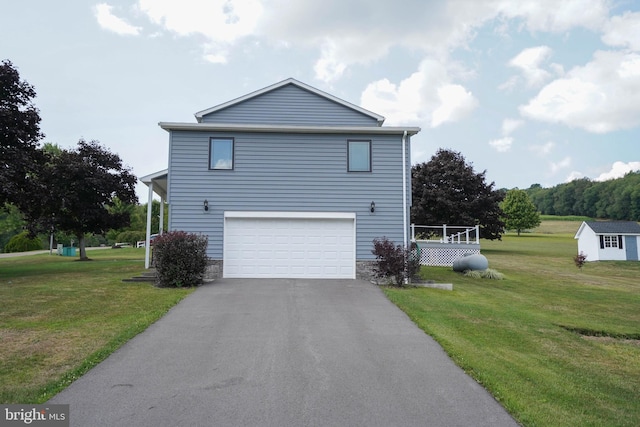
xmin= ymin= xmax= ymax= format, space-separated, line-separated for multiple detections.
xmin=489 ymin=137 xmax=513 ymax=152
xmin=498 ymin=75 xmax=519 ymax=92
xmin=595 ymin=161 xmax=640 ymax=181
xmin=360 ymin=59 xmax=478 ymax=127
xmin=502 ymin=118 xmax=524 ymax=135
xmin=519 ymin=50 xmax=640 ymax=133
xmin=313 ymin=39 xmax=348 ymax=83
xmin=94 ymin=3 xmax=141 ymax=36
xmin=565 ymin=171 xmax=585 ymax=182
xmin=550 ymin=156 xmax=571 ymax=173
xmin=508 ymin=46 xmax=553 ymax=87
xmin=103 ymin=0 xmax=611 ymax=82
xmin=495 ymin=0 xmax=609 ymax=33
xmin=136 ymin=0 xmax=263 ymax=63
xmin=529 ymin=141 xmax=555 ymax=156
xmin=262 ymin=0 xmax=611 ymax=82
xmin=432 ymin=84 xmax=479 ymax=127
xmin=602 ymin=11 xmax=640 ymax=52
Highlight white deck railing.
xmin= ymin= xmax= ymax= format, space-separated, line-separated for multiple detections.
xmin=410 ymin=224 xmax=480 ymax=245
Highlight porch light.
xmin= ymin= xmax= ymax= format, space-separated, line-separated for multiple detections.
xmin=370 ymin=201 xmax=375 ymax=213
xmin=204 ymin=199 xmax=209 ymax=212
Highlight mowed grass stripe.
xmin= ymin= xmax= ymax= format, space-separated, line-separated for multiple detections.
xmin=0 ymin=248 xmax=193 ymax=403
xmin=384 ymin=221 xmax=640 ymax=427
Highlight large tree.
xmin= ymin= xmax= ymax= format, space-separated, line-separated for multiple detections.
xmin=24 ymin=139 xmax=138 ymax=259
xmin=0 ymin=60 xmax=44 ymax=207
xmin=411 ymin=148 xmax=505 ymax=240
xmin=501 ymin=189 xmax=541 ymax=235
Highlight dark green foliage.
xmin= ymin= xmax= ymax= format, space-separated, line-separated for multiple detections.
xmin=4 ymin=231 xmax=43 ymax=253
xmin=526 ymin=172 xmax=640 ymax=220
xmin=20 ymin=139 xmax=138 ymax=260
xmin=371 ymin=237 xmax=420 ymax=286
xmin=501 ymin=189 xmax=541 ymax=235
xmin=115 ymin=230 xmax=145 ymax=245
xmin=411 ymin=149 xmax=505 ymax=240
xmin=153 ymin=231 xmax=208 ymax=287
xmin=0 ymin=60 xmax=45 ymax=208
xmin=0 ymin=204 xmax=25 ymax=252
xmin=106 ymin=200 xmax=168 ymax=245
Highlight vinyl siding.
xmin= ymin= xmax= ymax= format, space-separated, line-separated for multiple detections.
xmin=200 ymin=84 xmax=379 ymax=127
xmin=168 ymin=130 xmax=410 ymax=260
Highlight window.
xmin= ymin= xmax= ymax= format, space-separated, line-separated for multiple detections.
xmin=601 ymin=235 xmax=622 ymax=249
xmin=348 ymin=140 xmax=371 ymax=172
xmin=209 ymin=138 xmax=234 ymax=170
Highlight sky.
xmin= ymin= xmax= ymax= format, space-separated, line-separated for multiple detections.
xmin=1 ymin=0 xmax=639 ymax=202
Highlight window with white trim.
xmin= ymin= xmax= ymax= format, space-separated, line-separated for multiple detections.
xmin=209 ymin=138 xmax=234 ymax=170
xmin=603 ymin=235 xmax=618 ymax=248
xmin=348 ymin=140 xmax=371 ymax=172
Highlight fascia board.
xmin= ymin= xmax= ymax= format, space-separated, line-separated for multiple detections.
xmin=159 ymin=122 xmax=420 ymax=136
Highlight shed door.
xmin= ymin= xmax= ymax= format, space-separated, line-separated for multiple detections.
xmin=223 ymin=214 xmax=355 ymax=278
xmin=625 ymin=236 xmax=639 ymax=261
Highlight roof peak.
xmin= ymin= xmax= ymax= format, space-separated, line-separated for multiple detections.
xmin=194 ymin=78 xmax=385 ymax=125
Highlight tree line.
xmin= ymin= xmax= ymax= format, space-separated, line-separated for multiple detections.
xmin=525 ymin=172 xmax=640 ymax=221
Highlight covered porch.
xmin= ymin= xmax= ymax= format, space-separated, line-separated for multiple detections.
xmin=139 ymin=169 xmax=168 ymax=269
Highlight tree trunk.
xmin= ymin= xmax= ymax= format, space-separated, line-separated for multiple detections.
xmin=77 ymin=233 xmax=89 ymax=260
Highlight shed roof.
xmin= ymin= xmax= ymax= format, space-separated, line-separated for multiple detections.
xmin=584 ymin=221 xmax=640 ymax=234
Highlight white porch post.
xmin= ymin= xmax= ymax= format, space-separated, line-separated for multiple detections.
xmin=159 ymin=197 xmax=165 ymax=235
xmin=144 ymin=182 xmax=154 ymax=269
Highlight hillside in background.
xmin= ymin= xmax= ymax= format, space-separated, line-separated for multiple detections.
xmin=524 ymin=172 xmax=640 ymax=221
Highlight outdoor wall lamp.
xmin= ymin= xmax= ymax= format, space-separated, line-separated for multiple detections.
xmin=204 ymin=199 xmax=209 ymax=212
xmin=370 ymin=201 xmax=375 ymax=213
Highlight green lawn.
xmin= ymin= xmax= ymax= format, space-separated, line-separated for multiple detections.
xmin=0 ymin=248 xmax=193 ymax=403
xmin=384 ymin=221 xmax=640 ymax=426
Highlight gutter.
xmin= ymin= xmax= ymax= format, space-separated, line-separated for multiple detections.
xmin=158 ymin=122 xmax=420 ymax=136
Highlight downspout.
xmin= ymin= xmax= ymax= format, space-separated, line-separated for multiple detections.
xmin=144 ymin=183 xmax=153 ymax=269
xmin=402 ymin=130 xmax=408 ymax=249
xmin=402 ymin=130 xmax=408 ymax=284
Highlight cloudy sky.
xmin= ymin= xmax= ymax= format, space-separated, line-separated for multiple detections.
xmin=2 ymin=0 xmax=639 ymax=201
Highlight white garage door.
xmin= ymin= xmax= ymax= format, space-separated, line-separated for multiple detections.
xmin=223 ymin=212 xmax=355 ymax=279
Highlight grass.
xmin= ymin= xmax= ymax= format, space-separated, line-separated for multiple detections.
xmin=384 ymin=220 xmax=640 ymax=426
xmin=0 ymin=248 xmax=194 ymax=403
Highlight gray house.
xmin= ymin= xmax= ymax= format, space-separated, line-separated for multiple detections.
xmin=141 ymin=78 xmax=420 ymax=279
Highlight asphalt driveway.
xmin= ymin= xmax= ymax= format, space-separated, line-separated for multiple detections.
xmin=50 ymin=279 xmax=518 ymax=427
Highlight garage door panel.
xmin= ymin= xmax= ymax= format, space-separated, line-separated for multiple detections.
xmin=224 ymin=215 xmax=355 ymax=279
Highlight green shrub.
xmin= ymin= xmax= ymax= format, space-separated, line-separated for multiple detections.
xmin=115 ymin=231 xmax=145 ymax=245
xmin=372 ymin=237 xmax=420 ymax=286
xmin=153 ymin=231 xmax=208 ymax=287
xmin=4 ymin=231 xmax=43 ymax=253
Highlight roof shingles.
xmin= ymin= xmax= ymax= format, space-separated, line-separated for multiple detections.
xmin=586 ymin=221 xmax=640 ymax=234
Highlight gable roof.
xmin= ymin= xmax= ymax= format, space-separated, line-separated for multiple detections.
xmin=194 ymin=78 xmax=385 ymax=125
xmin=575 ymin=220 xmax=640 ymax=238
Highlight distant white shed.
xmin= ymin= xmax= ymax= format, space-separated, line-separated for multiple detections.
xmin=574 ymin=221 xmax=640 ymax=261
